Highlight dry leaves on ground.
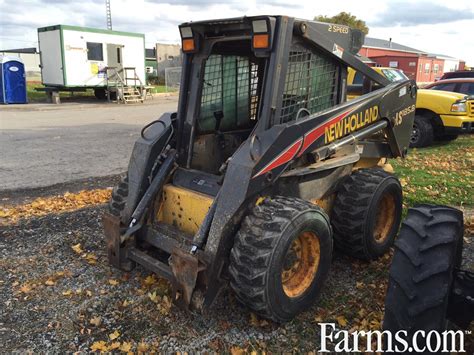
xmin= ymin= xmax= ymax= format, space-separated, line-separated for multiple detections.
xmin=0 ymin=189 xmax=111 ymax=224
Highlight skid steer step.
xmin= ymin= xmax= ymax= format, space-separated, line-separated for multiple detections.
xmin=128 ymin=248 xmax=174 ymax=280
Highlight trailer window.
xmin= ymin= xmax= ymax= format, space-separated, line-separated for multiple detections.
xmin=116 ymin=48 xmax=121 ymax=64
xmin=198 ymin=54 xmax=260 ymax=132
xmin=87 ymin=42 xmax=103 ymax=61
xmin=280 ymin=46 xmax=338 ymax=124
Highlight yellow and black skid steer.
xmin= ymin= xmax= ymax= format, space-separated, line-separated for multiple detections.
xmin=104 ymin=15 xmax=419 ymax=322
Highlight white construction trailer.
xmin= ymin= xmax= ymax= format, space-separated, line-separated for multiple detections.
xmin=37 ymin=25 xmax=146 ymax=102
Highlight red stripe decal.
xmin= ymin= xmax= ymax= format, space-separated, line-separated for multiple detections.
xmin=297 ymin=109 xmax=352 ymax=157
xmin=253 ymin=139 xmax=303 ymax=178
xmin=252 ymin=107 xmax=357 ymax=179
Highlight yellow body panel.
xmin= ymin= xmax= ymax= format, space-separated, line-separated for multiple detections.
xmin=157 ymin=184 xmax=214 ymax=235
xmin=439 ymin=114 xmax=474 ymax=128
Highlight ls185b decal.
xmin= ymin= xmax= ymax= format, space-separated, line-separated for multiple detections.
xmin=394 ymin=104 xmax=415 ymax=126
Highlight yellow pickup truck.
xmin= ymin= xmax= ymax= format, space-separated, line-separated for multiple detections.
xmin=348 ymin=67 xmax=474 ymax=147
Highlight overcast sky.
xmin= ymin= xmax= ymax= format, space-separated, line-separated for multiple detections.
xmin=1 ymin=0 xmax=473 ymax=64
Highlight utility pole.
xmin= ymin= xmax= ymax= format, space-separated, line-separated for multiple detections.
xmin=106 ymin=0 xmax=112 ymax=30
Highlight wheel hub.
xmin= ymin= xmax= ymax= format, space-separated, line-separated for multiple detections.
xmin=281 ymin=231 xmax=320 ymax=298
xmin=373 ymin=193 xmax=396 ymax=243
xmin=411 ymin=124 xmax=420 ymax=144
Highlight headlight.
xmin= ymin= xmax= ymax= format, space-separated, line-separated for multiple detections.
xmin=451 ymin=102 xmax=466 ymax=112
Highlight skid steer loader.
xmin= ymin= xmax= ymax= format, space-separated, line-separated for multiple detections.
xmin=104 ymin=16 xmax=418 ymax=322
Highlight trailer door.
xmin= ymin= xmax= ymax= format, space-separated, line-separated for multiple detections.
xmin=107 ymin=44 xmax=123 ymax=73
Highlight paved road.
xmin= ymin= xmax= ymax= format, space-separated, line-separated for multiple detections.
xmin=0 ymin=96 xmax=178 ymax=191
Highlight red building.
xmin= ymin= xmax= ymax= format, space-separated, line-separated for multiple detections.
xmin=360 ymin=37 xmax=446 ymax=83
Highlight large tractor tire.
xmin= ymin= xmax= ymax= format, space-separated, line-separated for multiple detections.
xmin=410 ymin=115 xmax=434 ymax=148
xmin=108 ymin=174 xmax=129 ymax=219
xmin=383 ymin=205 xmax=464 ymax=352
xmin=229 ymin=196 xmax=333 ymax=322
xmin=332 ymin=168 xmax=403 ymax=260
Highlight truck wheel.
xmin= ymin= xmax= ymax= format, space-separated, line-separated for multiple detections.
xmin=94 ymin=88 xmax=107 ymax=100
xmin=108 ymin=174 xmax=129 ymax=218
xmin=410 ymin=115 xmax=434 ymax=148
xmin=437 ymin=134 xmax=459 ymax=142
xmin=383 ymin=205 xmax=464 ymax=350
xmin=229 ymin=196 xmax=333 ymax=322
xmin=332 ymin=168 xmax=402 ymax=260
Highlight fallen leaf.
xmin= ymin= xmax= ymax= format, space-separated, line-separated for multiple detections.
xmin=249 ymin=312 xmax=269 ymax=327
xmin=137 ymin=342 xmax=149 ymax=352
xmin=62 ymin=290 xmax=72 ymax=296
xmin=19 ymin=283 xmax=32 ymax=294
xmin=336 ymin=315 xmax=348 ymax=327
xmin=90 ymin=341 xmax=108 ymax=352
xmin=148 ymin=291 xmax=159 ymax=303
xmin=85 ymin=253 xmax=98 ymax=265
xmin=72 ymin=243 xmax=84 ymax=254
xmin=90 ymin=316 xmax=101 ymax=326
xmin=109 ymin=330 xmax=120 ymax=340
xmin=230 ymin=346 xmax=246 ymax=355
xmin=109 ymin=342 xmax=121 ymax=350
xmin=120 ymin=342 xmax=133 ymax=352
xmin=45 ymin=279 xmax=55 ymax=286
xmin=108 ymin=279 xmax=119 ymax=286
xmin=143 ymin=275 xmax=157 ymax=287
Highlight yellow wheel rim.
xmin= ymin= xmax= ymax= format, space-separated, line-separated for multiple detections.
xmin=373 ymin=193 xmax=396 ymax=244
xmin=281 ymin=231 xmax=320 ymax=298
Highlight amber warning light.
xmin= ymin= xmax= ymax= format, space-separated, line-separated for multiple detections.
xmin=252 ymin=19 xmax=271 ymax=50
xmin=180 ymin=26 xmax=196 ymax=53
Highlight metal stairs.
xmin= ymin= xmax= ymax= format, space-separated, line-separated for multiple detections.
xmin=106 ymin=67 xmax=144 ymax=104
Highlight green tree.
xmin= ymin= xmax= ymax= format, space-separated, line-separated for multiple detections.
xmin=314 ymin=12 xmax=369 ymax=34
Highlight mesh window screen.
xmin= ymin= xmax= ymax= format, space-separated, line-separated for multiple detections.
xmin=280 ymin=46 xmax=338 ymax=124
xmin=199 ymin=55 xmax=259 ymax=132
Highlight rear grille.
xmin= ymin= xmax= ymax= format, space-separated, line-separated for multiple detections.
xmin=469 ymin=101 xmax=474 ymax=117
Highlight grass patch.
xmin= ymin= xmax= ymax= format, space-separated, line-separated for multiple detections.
xmin=27 ymin=82 xmax=95 ymax=103
xmin=27 ymin=83 xmax=47 ymax=102
xmin=27 ymin=83 xmax=175 ymax=102
xmin=391 ymin=135 xmax=473 ymax=208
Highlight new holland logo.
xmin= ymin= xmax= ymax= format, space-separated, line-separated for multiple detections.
xmin=324 ymin=105 xmax=379 ymax=144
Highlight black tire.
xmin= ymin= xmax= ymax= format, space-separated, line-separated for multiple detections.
xmin=436 ymin=134 xmax=459 ymax=142
xmin=108 ymin=174 xmax=128 ymax=218
xmin=383 ymin=205 xmax=464 ymax=352
xmin=229 ymin=196 xmax=333 ymax=323
xmin=410 ymin=115 xmax=434 ymax=148
xmin=332 ymin=168 xmax=403 ymax=260
xmin=94 ymin=88 xmax=107 ymax=100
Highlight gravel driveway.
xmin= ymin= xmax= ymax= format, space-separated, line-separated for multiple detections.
xmin=1 ymin=182 xmax=472 ymax=352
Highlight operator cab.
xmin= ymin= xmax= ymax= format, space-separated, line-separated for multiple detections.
xmin=191 ymin=39 xmax=265 ymax=174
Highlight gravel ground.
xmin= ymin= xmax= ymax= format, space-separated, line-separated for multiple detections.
xmin=1 ymin=191 xmax=473 ymax=352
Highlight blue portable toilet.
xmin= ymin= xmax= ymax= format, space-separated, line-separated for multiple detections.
xmin=0 ymin=56 xmax=27 ymax=104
